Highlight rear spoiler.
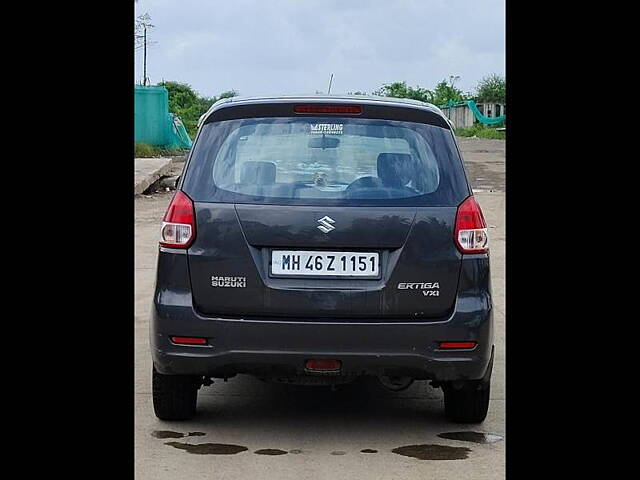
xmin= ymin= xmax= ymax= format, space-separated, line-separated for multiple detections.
xmin=200 ymin=100 xmax=452 ymax=130
xmin=197 ymin=97 xmax=234 ymax=129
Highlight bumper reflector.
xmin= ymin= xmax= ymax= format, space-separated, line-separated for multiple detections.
xmin=439 ymin=341 xmax=477 ymax=350
xmin=305 ymin=359 xmax=342 ymax=371
xmin=170 ymin=336 xmax=207 ymax=345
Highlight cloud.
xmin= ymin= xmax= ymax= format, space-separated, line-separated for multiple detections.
xmin=135 ymin=0 xmax=504 ymax=97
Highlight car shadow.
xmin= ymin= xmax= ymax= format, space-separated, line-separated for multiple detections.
xmin=174 ymin=375 xmax=457 ymax=435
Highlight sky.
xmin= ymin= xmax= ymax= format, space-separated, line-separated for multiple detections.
xmin=134 ymin=0 xmax=505 ymax=99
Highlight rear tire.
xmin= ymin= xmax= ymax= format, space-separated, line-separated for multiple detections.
xmin=443 ymin=380 xmax=490 ymax=423
xmin=152 ymin=366 xmax=200 ymax=420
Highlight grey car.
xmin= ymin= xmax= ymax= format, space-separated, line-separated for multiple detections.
xmin=150 ymin=95 xmax=493 ymax=423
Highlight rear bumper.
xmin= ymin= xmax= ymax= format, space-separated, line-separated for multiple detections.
xmin=150 ymin=294 xmax=493 ymax=383
xmin=150 ymin=250 xmax=493 ymax=382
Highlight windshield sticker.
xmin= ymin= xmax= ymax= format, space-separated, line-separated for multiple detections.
xmin=310 ymin=123 xmax=343 ymax=135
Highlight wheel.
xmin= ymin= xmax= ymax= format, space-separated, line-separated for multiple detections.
xmin=443 ymin=380 xmax=490 ymax=423
xmin=152 ymin=366 xmax=200 ymax=420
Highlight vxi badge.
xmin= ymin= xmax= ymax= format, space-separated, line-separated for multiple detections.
xmin=397 ymin=282 xmax=441 ymax=297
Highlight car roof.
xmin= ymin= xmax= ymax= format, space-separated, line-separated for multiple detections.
xmin=197 ymin=94 xmax=449 ymax=128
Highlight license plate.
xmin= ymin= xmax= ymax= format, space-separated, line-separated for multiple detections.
xmin=271 ymin=250 xmax=379 ymax=277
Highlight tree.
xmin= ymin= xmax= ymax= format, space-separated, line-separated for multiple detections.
xmin=431 ymin=79 xmax=467 ymax=106
xmin=158 ymin=81 xmax=238 ymax=137
xmin=217 ymin=90 xmax=239 ymax=100
xmin=373 ymin=81 xmax=434 ymax=103
xmin=475 ymin=74 xmax=505 ymax=103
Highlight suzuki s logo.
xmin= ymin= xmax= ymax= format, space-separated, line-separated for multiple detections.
xmin=317 ymin=215 xmax=336 ymax=233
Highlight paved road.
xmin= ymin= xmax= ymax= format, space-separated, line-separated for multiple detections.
xmin=134 ymin=138 xmax=505 ymax=479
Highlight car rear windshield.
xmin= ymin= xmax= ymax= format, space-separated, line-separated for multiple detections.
xmin=183 ymin=115 xmax=469 ymax=206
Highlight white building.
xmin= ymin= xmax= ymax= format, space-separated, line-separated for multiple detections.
xmin=440 ymin=100 xmax=506 ymax=129
xmin=475 ymin=101 xmax=506 ymax=119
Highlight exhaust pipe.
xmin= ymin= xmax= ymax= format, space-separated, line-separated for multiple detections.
xmin=377 ymin=375 xmax=414 ymax=392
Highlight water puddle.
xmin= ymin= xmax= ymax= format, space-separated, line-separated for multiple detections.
xmin=392 ymin=444 xmax=470 ymax=460
xmin=156 ymin=432 xmax=497 ymax=459
xmin=255 ymin=448 xmax=288 ymax=456
xmin=438 ymin=431 xmax=503 ymax=444
xmin=165 ymin=442 xmax=248 ymax=455
xmin=152 ymin=430 xmax=206 ymax=439
xmin=151 ymin=430 xmax=185 ymax=439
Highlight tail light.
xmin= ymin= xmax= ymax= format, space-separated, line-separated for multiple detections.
xmin=454 ymin=196 xmax=489 ymax=254
xmin=160 ymin=191 xmax=195 ymax=249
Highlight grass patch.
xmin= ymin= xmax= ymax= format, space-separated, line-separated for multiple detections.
xmin=456 ymin=124 xmax=505 ymax=140
xmin=135 ymin=142 xmax=188 ymax=158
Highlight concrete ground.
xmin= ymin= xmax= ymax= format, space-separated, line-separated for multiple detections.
xmin=134 ymin=137 xmax=505 ymax=479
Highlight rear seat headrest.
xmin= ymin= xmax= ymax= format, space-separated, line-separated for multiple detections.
xmin=239 ymin=161 xmax=276 ymax=185
xmin=377 ymin=153 xmax=414 ymax=187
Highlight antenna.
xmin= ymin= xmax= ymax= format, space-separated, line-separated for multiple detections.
xmin=327 ymin=73 xmax=334 ymax=94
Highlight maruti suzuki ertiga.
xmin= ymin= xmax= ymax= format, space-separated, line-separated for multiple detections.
xmin=150 ymin=95 xmax=493 ymax=423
